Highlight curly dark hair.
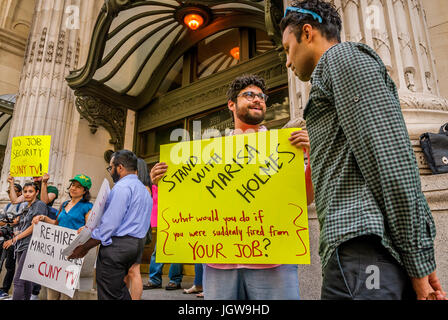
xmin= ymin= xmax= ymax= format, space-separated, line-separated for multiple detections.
xmin=280 ymin=0 xmax=342 ymax=43
xmin=226 ymin=74 xmax=267 ymax=103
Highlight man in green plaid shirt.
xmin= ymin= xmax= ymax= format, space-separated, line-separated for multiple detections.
xmin=281 ymin=0 xmax=446 ymax=300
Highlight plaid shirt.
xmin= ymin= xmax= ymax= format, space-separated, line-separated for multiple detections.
xmin=304 ymin=42 xmax=436 ymax=278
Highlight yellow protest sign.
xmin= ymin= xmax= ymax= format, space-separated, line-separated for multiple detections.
xmin=157 ymin=128 xmax=310 ymax=264
xmin=10 ymin=136 xmax=51 ymax=177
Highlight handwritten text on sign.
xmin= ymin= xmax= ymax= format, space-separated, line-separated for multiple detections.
xmin=21 ymin=222 xmax=84 ymax=298
xmin=157 ymin=129 xmax=310 ymax=264
xmin=10 ymin=135 xmax=51 ymax=177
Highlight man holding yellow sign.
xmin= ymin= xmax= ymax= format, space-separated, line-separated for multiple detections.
xmin=152 ymin=74 xmax=314 ymax=300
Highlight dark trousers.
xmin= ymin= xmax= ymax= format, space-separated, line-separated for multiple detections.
xmin=321 ymin=235 xmax=416 ymax=300
xmin=0 ymin=246 xmax=15 ymax=292
xmin=32 ymin=283 xmax=41 ymax=295
xmin=12 ymin=249 xmax=32 ymax=300
xmin=96 ymin=236 xmax=143 ymax=300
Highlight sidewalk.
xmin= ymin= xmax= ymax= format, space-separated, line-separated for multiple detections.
xmin=141 ymin=274 xmax=202 ymax=300
xmin=0 ymin=273 xmax=202 ymax=300
xmin=74 ymin=273 xmax=202 ymax=300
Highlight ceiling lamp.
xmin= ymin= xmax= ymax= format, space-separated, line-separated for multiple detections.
xmin=230 ymin=47 xmax=240 ymax=60
xmin=175 ymin=5 xmax=211 ymax=31
xmin=184 ymin=13 xmax=204 ymax=30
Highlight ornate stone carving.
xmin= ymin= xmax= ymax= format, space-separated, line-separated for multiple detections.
xmin=104 ymin=0 xmax=133 ymax=17
xmin=399 ymin=93 xmax=448 ymax=111
xmin=283 ymin=117 xmax=306 ymax=129
xmin=75 ymin=94 xmax=127 ymax=151
xmin=368 ymin=0 xmax=392 ymax=70
xmin=28 ymin=41 xmax=36 ymax=64
xmin=74 ymin=38 xmax=80 ymax=68
xmin=36 ymin=28 xmax=47 ymax=62
xmin=342 ymin=0 xmax=363 ymax=43
xmin=265 ymin=0 xmax=283 ymax=49
xmin=141 ymin=57 xmax=288 ymax=131
xmin=66 ymin=45 xmax=72 ymax=67
xmin=46 ymin=41 xmax=54 ymax=63
xmin=55 ymin=31 xmax=65 ymax=64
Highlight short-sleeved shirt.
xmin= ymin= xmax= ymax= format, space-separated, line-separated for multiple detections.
xmin=15 ymin=200 xmax=49 ymax=253
xmin=57 ymin=200 xmax=93 ymax=231
xmin=37 ymin=185 xmax=59 ymax=207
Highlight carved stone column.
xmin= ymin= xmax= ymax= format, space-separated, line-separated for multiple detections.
xmin=0 ymin=0 xmax=95 ymax=199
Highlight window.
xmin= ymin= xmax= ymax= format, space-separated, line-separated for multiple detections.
xmin=157 ymin=27 xmax=276 ymax=94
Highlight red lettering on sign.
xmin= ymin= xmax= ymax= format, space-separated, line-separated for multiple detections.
xmin=188 ymin=241 xmax=227 ymax=260
xmin=38 ymin=262 xmax=62 ymax=281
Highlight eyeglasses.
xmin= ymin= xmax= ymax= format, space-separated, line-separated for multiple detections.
xmin=237 ymin=91 xmax=269 ymax=102
xmin=283 ymin=7 xmax=323 ymax=23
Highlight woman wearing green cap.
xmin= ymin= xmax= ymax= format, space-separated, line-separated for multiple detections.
xmin=32 ymin=174 xmax=93 ymax=300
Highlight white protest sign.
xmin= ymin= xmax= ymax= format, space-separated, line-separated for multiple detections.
xmin=21 ymin=222 xmax=84 ymax=298
xmin=61 ymin=179 xmax=110 ymax=256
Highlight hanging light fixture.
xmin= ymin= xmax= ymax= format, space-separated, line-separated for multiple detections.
xmin=230 ymin=47 xmax=240 ymax=60
xmin=175 ymin=5 xmax=211 ymax=31
xmin=184 ymin=13 xmax=204 ymax=30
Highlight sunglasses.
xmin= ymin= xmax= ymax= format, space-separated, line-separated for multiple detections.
xmin=283 ymin=7 xmax=323 ymax=24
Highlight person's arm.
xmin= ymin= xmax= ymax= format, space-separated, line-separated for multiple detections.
xmin=150 ymin=185 xmax=158 ymax=228
xmin=84 ymin=209 xmax=91 ymax=223
xmin=76 ymin=209 xmax=92 ymax=234
xmin=150 ymin=163 xmax=166 ymax=229
xmin=32 ymin=215 xmax=57 ymax=225
xmin=328 ymin=45 xmax=443 ymax=298
xmin=7 ymin=175 xmax=24 ymax=204
xmin=289 ymin=130 xmax=314 ymax=205
xmin=68 ymin=238 xmax=101 ymax=260
xmin=40 ymin=174 xmax=57 ymax=205
xmin=150 ymin=162 xmax=168 ymax=186
xmin=304 ymin=150 xmax=314 ymax=205
xmin=3 ymin=223 xmax=34 ymax=249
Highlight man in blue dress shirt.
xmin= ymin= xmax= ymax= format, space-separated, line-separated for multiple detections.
xmin=69 ymin=150 xmax=152 ymax=300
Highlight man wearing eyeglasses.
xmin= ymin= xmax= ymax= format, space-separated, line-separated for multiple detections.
xmin=206 ymin=74 xmax=313 ymax=300
xmin=151 ymin=74 xmax=314 ymax=300
xmin=69 ymin=150 xmax=152 ymax=300
xmin=280 ymin=0 xmax=446 ymax=300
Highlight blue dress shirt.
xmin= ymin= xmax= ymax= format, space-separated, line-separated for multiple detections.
xmin=91 ymin=174 xmax=152 ymax=246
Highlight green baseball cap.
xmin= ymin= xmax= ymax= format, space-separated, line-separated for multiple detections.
xmin=70 ymin=174 xmax=92 ymax=190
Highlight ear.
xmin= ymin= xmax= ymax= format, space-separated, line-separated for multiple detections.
xmin=302 ymin=24 xmax=313 ymax=42
xmin=228 ymin=100 xmax=236 ymax=113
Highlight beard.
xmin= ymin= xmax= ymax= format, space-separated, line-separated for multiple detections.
xmin=235 ymin=102 xmax=265 ymax=125
xmin=111 ymin=170 xmax=120 ymax=183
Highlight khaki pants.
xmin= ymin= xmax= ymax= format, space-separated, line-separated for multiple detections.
xmin=46 ymin=287 xmax=78 ymax=300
